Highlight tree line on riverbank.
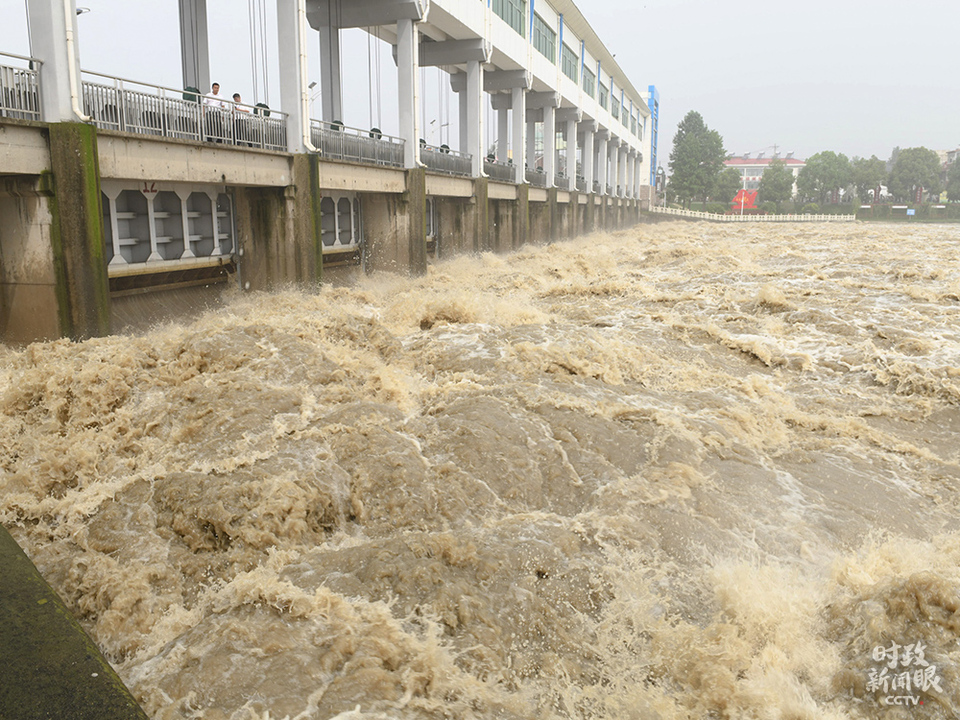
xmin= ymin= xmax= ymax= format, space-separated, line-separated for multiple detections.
xmin=665 ymin=111 xmax=960 ymax=211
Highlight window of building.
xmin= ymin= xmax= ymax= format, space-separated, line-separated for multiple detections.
xmin=492 ymin=0 xmax=526 ymax=37
xmin=582 ymin=64 xmax=595 ymax=98
xmin=561 ymin=43 xmax=578 ymax=82
xmin=598 ymin=82 xmax=608 ymax=110
xmin=532 ymin=13 xmax=556 ymax=63
xmin=612 ymin=96 xmax=620 ymax=121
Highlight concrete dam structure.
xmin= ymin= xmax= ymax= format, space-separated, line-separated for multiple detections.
xmin=1 ymin=0 xmax=659 ymax=345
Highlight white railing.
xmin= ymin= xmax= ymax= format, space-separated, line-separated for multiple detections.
xmin=650 ymin=206 xmax=858 ymax=223
xmin=484 ymin=157 xmax=515 ymax=183
xmin=81 ymin=71 xmax=287 ymax=151
xmin=309 ymin=120 xmax=404 ymax=168
xmin=0 ymin=51 xmax=41 ymax=121
xmin=421 ymin=143 xmax=471 ymax=177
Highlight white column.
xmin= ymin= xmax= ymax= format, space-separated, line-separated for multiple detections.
xmin=497 ymin=107 xmax=509 ymax=164
xmin=28 ymin=0 xmax=83 ymax=123
xmin=277 ymin=0 xmax=308 ymax=153
xmin=596 ymin=132 xmax=608 ymax=195
xmin=466 ymin=59 xmax=484 ymax=176
xmin=609 ymin=140 xmax=619 ymax=195
xmin=397 ymin=18 xmax=420 ymax=168
xmin=565 ymin=118 xmax=577 ymax=191
xmin=617 ymin=143 xmax=627 ymax=197
xmin=625 ymin=150 xmax=635 ymax=198
xmin=319 ymin=22 xmax=342 ymax=122
xmin=179 ymin=0 xmax=210 ymax=93
xmin=459 ymin=89 xmax=468 ymax=154
xmin=512 ymin=86 xmax=525 ymax=183
xmin=543 ymin=104 xmax=555 ymax=188
xmin=582 ymin=126 xmax=595 ymax=190
xmin=527 ymin=119 xmax=536 ymax=176
xmin=634 ymin=155 xmax=642 ymax=198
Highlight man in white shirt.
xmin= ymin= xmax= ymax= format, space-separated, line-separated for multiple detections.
xmin=204 ymin=83 xmax=226 ymax=108
xmin=203 ymin=83 xmax=226 ymax=141
xmin=232 ymin=93 xmax=253 ymax=145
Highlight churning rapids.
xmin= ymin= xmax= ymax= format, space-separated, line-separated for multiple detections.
xmin=2 ymin=221 xmax=960 ymax=720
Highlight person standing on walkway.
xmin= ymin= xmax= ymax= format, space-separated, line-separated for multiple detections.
xmin=204 ymin=83 xmax=226 ymax=141
xmin=232 ymin=93 xmax=252 ymax=145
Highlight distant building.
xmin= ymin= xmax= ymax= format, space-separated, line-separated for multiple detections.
xmin=723 ymin=152 xmax=805 ymax=196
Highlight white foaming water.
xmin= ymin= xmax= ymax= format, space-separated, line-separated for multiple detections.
xmin=2 ymin=221 xmax=960 ymax=719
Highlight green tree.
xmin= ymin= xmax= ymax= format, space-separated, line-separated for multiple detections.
xmin=757 ymin=158 xmax=795 ymax=211
xmin=887 ymin=147 xmax=942 ymax=201
xmin=850 ymin=155 xmax=888 ymax=202
xmin=796 ymin=151 xmax=851 ymax=204
xmin=946 ymin=161 xmax=960 ymax=202
xmin=667 ymin=111 xmax=727 ymax=208
xmin=713 ymin=167 xmax=743 ymax=205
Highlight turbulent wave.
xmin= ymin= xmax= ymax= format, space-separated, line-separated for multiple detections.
xmin=2 ymin=221 xmax=960 ymax=719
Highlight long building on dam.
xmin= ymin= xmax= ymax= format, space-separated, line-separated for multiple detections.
xmin=0 ymin=0 xmax=660 ymax=344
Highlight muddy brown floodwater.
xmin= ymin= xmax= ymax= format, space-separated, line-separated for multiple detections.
xmin=2 ymin=221 xmax=960 ymax=720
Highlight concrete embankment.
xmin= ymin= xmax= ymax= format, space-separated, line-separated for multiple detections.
xmin=0 ymin=524 xmax=148 ymax=720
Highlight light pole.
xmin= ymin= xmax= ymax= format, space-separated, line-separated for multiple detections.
xmin=307 ymin=81 xmax=321 ymax=120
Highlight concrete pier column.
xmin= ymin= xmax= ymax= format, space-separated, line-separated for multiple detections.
xmin=633 ymin=153 xmax=643 ymax=198
xmin=45 ymin=123 xmax=111 ymax=339
xmin=565 ymin=117 xmax=577 ymax=191
xmin=364 ymin=168 xmax=426 ymax=275
xmin=617 ymin=143 xmax=628 ymax=197
xmin=277 ymin=0 xmax=308 ymax=153
xmin=28 ymin=0 xmax=84 ymax=123
xmin=236 ymin=154 xmax=322 ymax=290
xmin=581 ymin=120 xmax=596 ymax=190
xmin=178 ymin=0 xmax=210 ymax=94
xmin=512 ymin=86 xmax=525 ymax=183
xmin=609 ymin=139 xmax=620 ymax=196
xmin=319 ymin=22 xmax=342 ymax=122
xmin=526 ymin=119 xmax=536 ymax=175
xmin=596 ymin=130 xmax=608 ymax=195
xmin=517 ymin=183 xmax=529 ymax=246
xmin=543 ymin=104 xmax=555 ymax=188
xmin=474 ymin=177 xmax=490 ymax=251
xmin=459 ymin=91 xmax=468 ymax=155
xmin=466 ymin=59 xmax=484 ymax=176
xmin=497 ymin=107 xmax=509 ymax=164
xmin=397 ymin=17 xmax=420 ymax=168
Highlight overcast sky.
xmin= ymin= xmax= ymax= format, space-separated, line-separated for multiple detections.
xmin=2 ymin=0 xmax=958 ymax=164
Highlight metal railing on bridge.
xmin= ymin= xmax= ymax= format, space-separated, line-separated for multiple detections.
xmin=484 ymin=157 xmax=515 ymax=183
xmin=421 ymin=143 xmax=471 ymax=177
xmin=650 ymin=206 xmax=858 ymax=223
xmin=81 ymin=71 xmax=287 ymax=151
xmin=309 ymin=120 xmax=404 ymax=168
xmin=0 ymin=51 xmax=41 ymax=121
xmin=525 ymin=168 xmax=547 ymax=187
